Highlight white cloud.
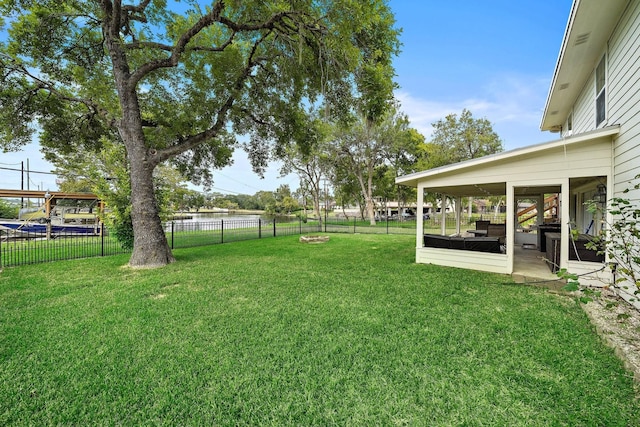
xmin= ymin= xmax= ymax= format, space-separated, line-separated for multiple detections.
xmin=396 ymin=73 xmax=556 ymax=149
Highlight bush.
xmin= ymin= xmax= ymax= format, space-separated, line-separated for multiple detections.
xmin=0 ymin=199 xmax=18 ymax=218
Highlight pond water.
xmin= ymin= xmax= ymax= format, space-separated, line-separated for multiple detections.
xmin=172 ymin=212 xmax=264 ymax=223
xmin=165 ymin=212 xmax=301 ymax=233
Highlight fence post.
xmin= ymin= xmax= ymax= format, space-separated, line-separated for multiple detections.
xmin=101 ymin=222 xmax=105 ymax=256
xmin=299 ymin=216 xmax=302 ymax=234
xmin=386 ymin=215 xmax=389 ymax=234
xmin=221 ymin=219 xmax=224 ymax=243
xmin=171 ymin=221 xmax=175 ymax=249
xmin=273 ymin=218 xmax=276 ymax=237
xmin=259 ymin=219 xmax=262 ymax=239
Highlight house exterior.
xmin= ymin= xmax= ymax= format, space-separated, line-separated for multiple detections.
xmin=396 ymin=0 xmax=639 ymax=305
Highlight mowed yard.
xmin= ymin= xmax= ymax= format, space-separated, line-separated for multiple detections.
xmin=1 ymin=234 xmax=638 ymax=425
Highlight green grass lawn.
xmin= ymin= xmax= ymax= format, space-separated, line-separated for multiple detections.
xmin=1 ymin=234 xmax=638 ymax=425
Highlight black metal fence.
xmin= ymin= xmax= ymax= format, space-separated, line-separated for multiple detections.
xmin=0 ymin=223 xmax=128 ymax=268
xmin=0 ymin=216 xmax=424 ymax=268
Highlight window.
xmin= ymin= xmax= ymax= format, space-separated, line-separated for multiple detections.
xmin=596 ymin=56 xmax=606 ymax=127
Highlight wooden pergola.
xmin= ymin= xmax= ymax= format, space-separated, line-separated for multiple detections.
xmin=0 ymin=189 xmax=102 ymax=218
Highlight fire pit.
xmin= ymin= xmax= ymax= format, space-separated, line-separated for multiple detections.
xmin=299 ymin=235 xmax=330 ymax=244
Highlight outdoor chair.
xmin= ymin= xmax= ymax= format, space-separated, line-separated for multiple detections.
xmin=486 ymin=223 xmax=506 ymax=245
xmin=475 ymin=220 xmax=490 ymax=231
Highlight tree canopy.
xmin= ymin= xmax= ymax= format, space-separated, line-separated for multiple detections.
xmin=419 ymin=109 xmax=503 ymax=169
xmin=0 ymin=0 xmax=400 ymax=267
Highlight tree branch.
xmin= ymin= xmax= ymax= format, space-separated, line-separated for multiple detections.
xmin=124 ymin=33 xmax=236 ymax=54
xmin=152 ymin=30 xmax=272 ymax=164
xmin=127 ymin=1 xmax=226 ymax=89
xmin=2 ymin=56 xmax=116 ymax=128
xmin=128 ymin=2 xmax=322 ymax=90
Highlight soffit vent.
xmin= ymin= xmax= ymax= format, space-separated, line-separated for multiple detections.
xmin=574 ymin=32 xmax=591 ymax=46
xmin=559 ymin=83 xmax=569 ymax=90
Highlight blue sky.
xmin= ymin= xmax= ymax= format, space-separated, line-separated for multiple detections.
xmin=0 ymin=0 xmax=573 ymax=195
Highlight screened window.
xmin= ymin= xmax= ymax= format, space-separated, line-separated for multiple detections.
xmin=596 ymin=56 xmax=606 ymax=127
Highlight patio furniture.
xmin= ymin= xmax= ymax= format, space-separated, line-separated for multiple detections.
xmin=545 ymin=232 xmax=561 ymax=272
xmin=475 ymin=220 xmax=490 ymax=231
xmin=538 ymin=223 xmax=561 ymax=252
xmin=423 ymin=234 xmax=501 ymax=253
xmin=546 ymin=232 xmax=604 ymax=272
xmin=569 ymin=234 xmax=604 ymax=262
xmin=486 ymin=223 xmax=506 ymax=244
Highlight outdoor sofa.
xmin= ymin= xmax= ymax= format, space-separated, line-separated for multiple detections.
xmin=423 ymin=233 xmax=502 ymax=253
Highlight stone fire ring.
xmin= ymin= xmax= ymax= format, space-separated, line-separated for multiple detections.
xmin=299 ymin=235 xmax=330 ymax=244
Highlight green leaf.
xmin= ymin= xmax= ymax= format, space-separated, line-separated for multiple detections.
xmin=562 ymin=282 xmax=579 ymax=292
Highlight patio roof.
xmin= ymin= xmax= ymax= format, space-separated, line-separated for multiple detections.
xmin=395 ymin=125 xmax=619 ymax=197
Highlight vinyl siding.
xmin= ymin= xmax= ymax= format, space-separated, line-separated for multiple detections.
xmin=600 ymin=0 xmax=640 ymax=304
xmin=416 ymin=248 xmax=508 ymax=274
xmin=560 ymin=1 xmax=640 ymax=197
xmin=420 ymin=138 xmax=611 ymax=190
xmin=608 ymin=0 xmax=640 ymax=196
xmin=569 ymin=72 xmax=596 ymax=135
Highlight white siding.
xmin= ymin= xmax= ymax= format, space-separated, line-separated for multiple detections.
xmin=599 ymin=0 xmax=640 ymax=303
xmin=421 ymin=138 xmax=611 ymax=190
xmin=609 ymin=1 xmax=640 ymax=192
xmin=566 ymin=260 xmax=612 ymax=287
xmin=416 ymin=248 xmax=508 ymax=274
xmin=569 ymin=72 xmax=596 ymax=135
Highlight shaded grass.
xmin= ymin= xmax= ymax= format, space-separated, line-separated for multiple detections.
xmin=1 ymin=234 xmax=638 ymax=425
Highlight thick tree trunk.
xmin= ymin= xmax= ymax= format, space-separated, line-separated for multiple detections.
xmin=127 ymin=151 xmax=176 ymax=267
xmin=103 ymin=5 xmax=175 ymax=268
xmin=119 ymin=114 xmax=175 ymax=268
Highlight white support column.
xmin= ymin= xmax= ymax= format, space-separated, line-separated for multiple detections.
xmin=416 ymin=184 xmax=424 ymax=248
xmin=440 ymin=195 xmax=447 ymax=235
xmin=506 ymin=183 xmax=515 ymax=274
xmin=604 ymin=174 xmax=613 ymax=262
xmin=455 ymin=197 xmax=462 ymax=236
xmin=560 ymin=179 xmax=570 ymax=270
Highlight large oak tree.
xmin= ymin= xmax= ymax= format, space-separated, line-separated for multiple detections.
xmin=0 ymin=0 xmax=399 ymax=267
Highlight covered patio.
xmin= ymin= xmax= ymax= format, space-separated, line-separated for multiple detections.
xmin=396 ymin=126 xmax=619 ymax=285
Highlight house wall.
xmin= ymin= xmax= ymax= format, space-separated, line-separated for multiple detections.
xmin=609 ymin=1 xmax=640 ymax=306
xmin=567 ymin=260 xmax=613 ymax=288
xmin=562 ymin=1 xmax=640 ymax=197
xmin=416 ymin=248 xmax=508 ymax=274
xmin=560 ymin=1 xmax=640 ymax=305
xmin=569 ymin=71 xmax=596 ymax=134
xmin=608 ymin=0 xmax=640 ymax=194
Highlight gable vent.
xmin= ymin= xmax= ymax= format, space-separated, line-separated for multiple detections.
xmin=574 ymin=33 xmax=590 ymax=46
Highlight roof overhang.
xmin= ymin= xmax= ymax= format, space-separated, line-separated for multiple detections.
xmin=395 ymin=125 xmax=619 ymax=194
xmin=0 ymin=189 xmax=99 ymax=200
xmin=540 ymin=0 xmax=628 ymax=131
